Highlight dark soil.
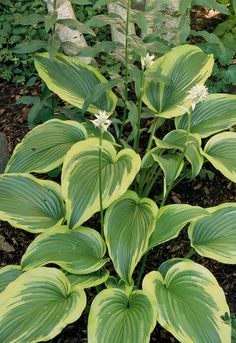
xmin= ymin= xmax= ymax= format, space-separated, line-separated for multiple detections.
xmin=0 ymin=81 xmax=236 ymax=342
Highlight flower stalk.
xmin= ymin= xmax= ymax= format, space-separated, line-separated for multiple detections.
xmin=119 ymin=0 xmax=131 ymax=139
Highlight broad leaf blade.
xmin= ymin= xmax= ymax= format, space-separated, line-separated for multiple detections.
xmin=175 ymin=94 xmax=236 ymax=137
xmin=0 ymin=265 xmax=22 ymax=293
xmin=143 ymin=259 xmax=231 ymax=343
xmin=153 ymin=152 xmax=184 ymax=195
xmin=6 ymin=119 xmax=87 ymax=173
xmin=35 ymin=53 xmax=117 ymax=114
xmin=21 ymin=226 xmax=108 ymax=274
xmin=88 ymin=289 xmax=156 ymax=343
xmin=104 ymin=191 xmax=158 ymax=283
xmin=0 ymin=174 xmax=65 ymax=232
xmin=143 ymin=45 xmax=214 ymax=118
xmin=0 ymin=267 xmax=86 ymax=343
xmin=189 ymin=203 xmax=236 ymax=263
xmin=66 ymin=268 xmax=109 ymax=288
xmin=203 ymin=132 xmax=236 ymax=182
xmin=149 ymin=204 xmax=209 ymax=248
xmin=163 ymin=130 xmax=204 ymax=177
xmin=62 ymin=138 xmax=141 ymax=228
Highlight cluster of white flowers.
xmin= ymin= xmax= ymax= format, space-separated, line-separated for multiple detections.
xmin=186 ymin=84 xmax=209 ymax=110
xmin=91 ymin=111 xmax=111 ymax=133
xmin=141 ymin=53 xmax=155 ymax=70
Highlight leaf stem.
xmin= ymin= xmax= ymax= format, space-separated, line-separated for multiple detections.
xmin=99 ymin=132 xmax=104 ymax=235
xmin=146 ymin=118 xmax=158 ymax=152
xmin=160 ymin=111 xmax=191 ymax=207
xmin=136 ymin=252 xmax=148 ymax=289
xmin=134 ymin=71 xmax=144 ymax=152
xmin=119 ymin=0 xmax=131 ymax=139
xmin=184 ymin=247 xmax=195 ymax=259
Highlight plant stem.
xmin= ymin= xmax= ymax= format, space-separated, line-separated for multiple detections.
xmin=184 ymin=247 xmax=195 ymax=259
xmin=134 ymin=71 xmax=144 ymax=152
xmin=146 ymin=118 xmax=158 ymax=152
xmin=119 ymin=0 xmax=131 ymax=139
xmin=143 ymin=167 xmax=161 ymax=197
xmin=137 ymin=118 xmax=159 ymax=195
xmin=99 ymin=132 xmax=104 ymax=235
xmin=136 ymin=252 xmax=148 ymax=289
xmin=160 ymin=112 xmax=191 ymax=207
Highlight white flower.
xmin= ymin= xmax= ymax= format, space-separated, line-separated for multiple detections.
xmin=186 ymin=84 xmax=209 ymax=110
xmin=141 ymin=53 xmax=155 ymax=70
xmin=91 ymin=111 xmax=111 ymax=133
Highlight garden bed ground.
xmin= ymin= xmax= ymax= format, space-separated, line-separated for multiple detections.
xmin=0 ymin=80 xmax=236 ymax=342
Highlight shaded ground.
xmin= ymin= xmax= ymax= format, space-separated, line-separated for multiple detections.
xmin=0 ymin=81 xmax=235 ymax=342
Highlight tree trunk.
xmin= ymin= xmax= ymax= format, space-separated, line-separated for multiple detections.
xmin=107 ymin=2 xmax=135 ymax=45
xmin=44 ymin=0 xmax=91 ymax=63
xmin=144 ymin=0 xmax=190 ymax=45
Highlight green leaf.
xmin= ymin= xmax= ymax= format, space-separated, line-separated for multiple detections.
xmin=88 ymin=289 xmax=156 ymax=343
xmin=66 ymin=268 xmax=109 ymax=288
xmin=62 ymin=138 xmax=141 ymax=228
xmin=21 ymin=226 xmax=108 ymax=274
xmin=149 ymin=204 xmax=209 ymax=248
xmin=14 ymin=14 xmax=44 ymax=26
xmin=191 ymin=30 xmax=226 ymax=55
xmin=0 ymin=267 xmax=86 ymax=342
xmin=57 ymin=18 xmax=95 ymax=36
xmin=12 ymin=40 xmax=47 ymax=54
xmin=34 ymin=53 xmax=117 ymax=114
xmin=0 ymin=174 xmax=65 ymax=232
xmin=104 ymin=191 xmax=158 ymax=284
xmin=163 ymin=130 xmax=204 ymax=177
xmin=175 ymin=94 xmax=236 ymax=137
xmin=143 ymin=45 xmax=214 ymax=118
xmin=223 ymin=65 xmax=236 ymax=85
xmin=189 ymin=203 xmax=236 ymax=263
xmin=86 ymin=14 xmax=122 ymax=27
xmin=152 ymin=152 xmax=184 ymax=195
xmin=192 ymin=0 xmax=230 ymax=14
xmin=203 ymin=132 xmax=236 ymax=182
xmin=0 ymin=265 xmax=22 ymax=293
xmin=47 ymin=34 xmax=61 ymax=61
xmin=6 ymin=119 xmax=87 ymax=173
xmin=45 ymin=11 xmax=58 ymax=33
xmin=143 ymin=259 xmax=231 ymax=343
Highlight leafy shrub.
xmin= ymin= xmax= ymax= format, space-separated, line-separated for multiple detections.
xmin=0 ymin=41 xmax=236 ymax=342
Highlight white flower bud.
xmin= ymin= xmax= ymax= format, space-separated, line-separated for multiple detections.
xmin=141 ymin=53 xmax=155 ymax=70
xmin=91 ymin=111 xmax=111 ymax=133
xmin=186 ymin=84 xmax=209 ymax=110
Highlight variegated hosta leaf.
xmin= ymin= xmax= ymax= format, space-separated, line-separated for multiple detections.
xmin=66 ymin=268 xmax=109 ymax=288
xmin=143 ymin=259 xmax=231 ymax=343
xmin=104 ymin=191 xmax=158 ymax=284
xmin=5 ymin=119 xmax=87 ymax=173
xmin=142 ymin=45 xmax=214 ymax=118
xmin=21 ymin=226 xmax=108 ymax=274
xmin=82 ymin=120 xmax=115 ymax=143
xmin=0 ymin=265 xmax=22 ymax=293
xmin=35 ymin=53 xmax=117 ymax=114
xmin=189 ymin=203 xmax=236 ymax=263
xmin=163 ymin=129 xmax=204 ymax=177
xmin=0 ymin=173 xmax=65 ymax=232
xmin=175 ymin=94 xmax=236 ymax=138
xmin=203 ymin=132 xmax=236 ymax=182
xmin=88 ymin=289 xmax=156 ymax=343
xmin=62 ymin=138 xmax=141 ymax=228
xmin=0 ymin=267 xmax=86 ymax=343
xmin=152 ymin=152 xmax=184 ymax=195
xmin=149 ymin=204 xmax=209 ymax=248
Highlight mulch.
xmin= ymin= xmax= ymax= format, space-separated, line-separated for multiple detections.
xmin=0 ymin=80 xmax=235 ymax=342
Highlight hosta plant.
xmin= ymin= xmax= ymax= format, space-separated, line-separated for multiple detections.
xmin=1 ymin=43 xmax=236 ymax=343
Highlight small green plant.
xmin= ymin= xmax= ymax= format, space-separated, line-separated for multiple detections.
xmin=0 ymin=40 xmax=236 ymax=342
